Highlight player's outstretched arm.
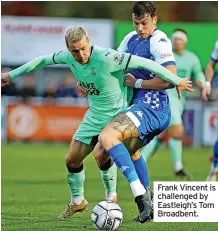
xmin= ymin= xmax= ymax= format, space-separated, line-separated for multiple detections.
xmin=195 ymin=73 xmax=206 ymax=88
xmin=127 ymin=55 xmax=193 ymax=98
xmin=129 ymin=55 xmax=179 ymax=85
xmin=202 ymin=41 xmax=218 ymax=101
xmin=1 ymin=54 xmax=55 ymax=87
xmin=202 ymin=60 xmax=216 ymax=101
xmin=125 ymin=73 xmax=175 ymax=90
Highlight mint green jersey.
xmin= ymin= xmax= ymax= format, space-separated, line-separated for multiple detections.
xmin=167 ymin=50 xmax=205 ymax=106
xmin=53 ymin=46 xmax=132 ymax=119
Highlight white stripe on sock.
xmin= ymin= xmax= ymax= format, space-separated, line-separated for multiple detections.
xmin=70 ymin=197 xmax=84 ymax=205
xmin=175 ymin=162 xmax=183 ymax=172
xmin=106 ymin=192 xmax=117 ymax=201
xmin=130 ymin=179 xmax=146 ymax=197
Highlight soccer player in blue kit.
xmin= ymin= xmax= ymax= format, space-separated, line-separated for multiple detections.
xmin=202 ymin=39 xmax=218 ymax=181
xmin=97 ymin=1 xmax=180 ymax=223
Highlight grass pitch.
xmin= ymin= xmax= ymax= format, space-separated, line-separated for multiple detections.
xmin=2 ymin=143 xmax=218 ymax=231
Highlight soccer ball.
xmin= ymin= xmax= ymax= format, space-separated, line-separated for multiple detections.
xmin=91 ymin=201 xmax=123 ymax=230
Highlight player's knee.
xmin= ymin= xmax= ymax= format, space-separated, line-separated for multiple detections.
xmin=171 ymin=125 xmax=184 ymax=139
xmin=171 ymin=134 xmax=182 ymax=139
xmin=98 ymin=132 xmax=109 ymax=148
xmin=98 ymin=130 xmax=120 ymax=150
xmin=157 ymin=129 xmax=168 ymax=141
xmin=95 ymin=153 xmax=111 ymax=169
xmin=65 ymin=154 xmax=82 ymax=169
xmin=157 ymin=134 xmax=165 ymax=142
xmin=93 ymin=145 xmax=108 ymax=168
xmin=171 ymin=130 xmax=184 ymax=139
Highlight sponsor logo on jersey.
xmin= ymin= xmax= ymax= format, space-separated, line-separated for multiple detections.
xmin=113 ymin=54 xmax=121 ymax=62
xmin=90 ymin=67 xmax=96 ymax=76
xmin=159 ymin=38 xmax=168 ymax=43
xmin=80 ymin=82 xmax=100 ymax=95
xmin=160 ymin=53 xmax=172 ymax=58
xmin=113 ymin=54 xmax=125 ymax=65
xmin=119 ymin=54 xmax=125 ymax=65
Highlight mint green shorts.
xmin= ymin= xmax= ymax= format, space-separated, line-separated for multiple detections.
xmin=73 ymin=109 xmax=115 ymax=145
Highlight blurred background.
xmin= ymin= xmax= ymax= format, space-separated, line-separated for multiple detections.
xmin=1 ymin=1 xmax=218 ymax=146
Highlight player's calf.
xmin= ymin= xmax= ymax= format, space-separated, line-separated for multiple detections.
xmin=94 ymin=142 xmax=118 ymax=203
xmin=61 ymin=139 xmax=93 ymax=219
xmin=131 ymin=150 xmax=150 ymax=188
xmin=94 ymin=142 xmax=111 ymax=168
xmin=206 ymin=140 xmax=218 ymax=181
xmin=168 ymin=124 xmax=192 ymax=178
xmin=212 ymin=140 xmax=218 ymax=168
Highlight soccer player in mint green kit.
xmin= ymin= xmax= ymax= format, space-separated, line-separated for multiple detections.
xmin=1 ymin=26 xmax=192 ymax=221
xmin=141 ymin=28 xmax=206 ymax=178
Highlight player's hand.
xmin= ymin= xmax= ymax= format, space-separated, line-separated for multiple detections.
xmin=76 ymin=82 xmax=87 ymax=97
xmin=1 ymin=72 xmax=12 ymax=87
xmin=202 ymin=84 xmax=211 ymax=101
xmin=176 ymin=78 xmax=193 ymax=100
xmin=124 ymin=73 xmax=136 ymax=87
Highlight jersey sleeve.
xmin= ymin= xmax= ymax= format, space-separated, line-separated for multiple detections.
xmin=101 ymin=48 xmax=131 ymax=72
xmin=191 ymin=54 xmax=204 ymax=79
xmin=117 ymin=31 xmax=136 ymax=52
xmin=52 ymin=49 xmax=70 ymax=64
xmin=211 ymin=40 xmax=218 ymax=63
xmin=150 ymin=32 xmax=176 ymax=67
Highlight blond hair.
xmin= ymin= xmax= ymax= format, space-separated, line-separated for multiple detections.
xmin=65 ymin=26 xmax=87 ymax=48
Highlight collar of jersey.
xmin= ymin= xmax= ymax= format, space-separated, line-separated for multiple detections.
xmin=138 ymin=27 xmax=158 ymax=41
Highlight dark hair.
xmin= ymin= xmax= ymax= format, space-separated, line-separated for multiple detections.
xmin=132 ymin=1 xmax=156 ymax=18
xmin=173 ymin=28 xmax=188 ymax=36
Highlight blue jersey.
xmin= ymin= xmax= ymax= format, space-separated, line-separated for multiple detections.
xmin=211 ymin=40 xmax=218 ymax=63
xmin=118 ymin=29 xmax=176 ymax=111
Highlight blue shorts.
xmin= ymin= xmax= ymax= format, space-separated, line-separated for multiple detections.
xmin=122 ymin=100 xmax=171 ymax=145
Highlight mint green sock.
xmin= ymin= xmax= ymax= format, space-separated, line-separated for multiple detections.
xmin=100 ymin=163 xmax=117 ymax=195
xmin=67 ymin=169 xmax=85 ymax=201
xmin=140 ymin=137 xmax=161 ymax=162
xmin=168 ymin=138 xmax=183 ymax=172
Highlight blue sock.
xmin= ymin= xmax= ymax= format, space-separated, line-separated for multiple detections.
xmin=107 ymin=143 xmax=139 ymax=183
xmin=213 ymin=140 xmax=218 ymax=168
xmin=133 ymin=155 xmax=150 ymax=188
